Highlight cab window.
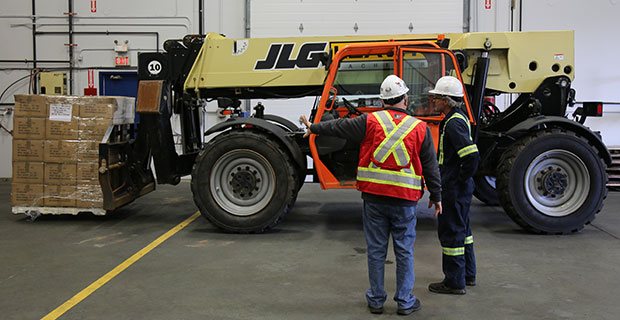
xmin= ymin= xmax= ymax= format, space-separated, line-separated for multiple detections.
xmin=402 ymin=51 xmax=458 ymax=117
xmin=332 ymin=55 xmax=393 ymax=109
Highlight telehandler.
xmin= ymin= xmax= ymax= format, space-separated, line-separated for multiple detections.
xmin=98 ymin=30 xmax=609 ymax=234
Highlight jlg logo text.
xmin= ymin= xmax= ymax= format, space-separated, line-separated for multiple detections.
xmin=254 ymin=43 xmax=327 ymax=70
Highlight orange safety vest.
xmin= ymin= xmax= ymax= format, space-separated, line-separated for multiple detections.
xmin=357 ymin=110 xmax=427 ymax=202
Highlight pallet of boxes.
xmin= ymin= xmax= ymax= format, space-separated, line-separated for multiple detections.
xmin=11 ymin=94 xmax=135 ymax=218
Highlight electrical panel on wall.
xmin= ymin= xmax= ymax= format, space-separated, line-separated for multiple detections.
xmin=38 ymin=72 xmax=67 ymax=95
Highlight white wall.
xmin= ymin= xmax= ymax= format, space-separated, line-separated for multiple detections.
xmin=251 ymin=0 xmax=463 ymax=37
xmin=472 ymin=0 xmax=620 ymax=146
xmin=520 ymin=0 xmax=620 ymax=146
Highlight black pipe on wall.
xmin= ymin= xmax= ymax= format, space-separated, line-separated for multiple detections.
xmin=0 ymin=66 xmax=138 ymax=71
xmin=31 ymin=0 xmax=37 ymax=93
xmin=68 ymin=0 xmax=74 ymax=95
xmin=0 ymin=60 xmax=70 ymax=64
xmin=199 ymin=0 xmax=204 ymax=35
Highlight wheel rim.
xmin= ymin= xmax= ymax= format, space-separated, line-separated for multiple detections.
xmin=210 ymin=149 xmax=276 ymax=216
xmin=524 ymin=149 xmax=590 ymax=217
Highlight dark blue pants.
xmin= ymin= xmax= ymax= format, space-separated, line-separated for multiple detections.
xmin=438 ymin=178 xmax=476 ymax=289
xmin=362 ymin=200 xmax=418 ymax=310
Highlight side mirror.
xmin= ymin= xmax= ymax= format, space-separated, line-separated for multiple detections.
xmin=454 ymin=50 xmax=468 ymax=73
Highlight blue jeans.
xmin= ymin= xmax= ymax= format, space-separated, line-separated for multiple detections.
xmin=363 ymin=200 xmax=417 ymax=309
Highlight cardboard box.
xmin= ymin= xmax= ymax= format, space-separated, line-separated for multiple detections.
xmin=78 ymin=96 xmax=135 ymax=125
xmin=12 ymin=162 xmax=44 ymax=184
xmin=78 ymin=100 xmax=116 ymax=119
xmin=45 ymin=95 xmax=77 ymax=109
xmin=77 ymin=162 xmax=99 ymax=182
xmin=11 ymin=183 xmax=44 ymax=206
xmin=44 ymin=163 xmax=77 ymax=185
xmin=46 ymin=117 xmax=79 ymax=140
xmin=44 ymin=185 xmax=77 ymax=207
xmin=77 ymin=141 xmax=100 ymax=162
xmin=76 ymin=184 xmax=104 ymax=208
xmin=78 ymin=118 xmax=111 ymax=141
xmin=12 ymin=140 xmax=44 ymax=162
xmin=13 ymin=117 xmax=46 ymax=140
xmin=46 ymin=101 xmax=78 ymax=140
xmin=13 ymin=95 xmax=47 ymax=118
xmin=44 ymin=140 xmax=79 ymax=163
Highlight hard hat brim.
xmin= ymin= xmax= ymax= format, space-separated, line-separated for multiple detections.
xmin=428 ymin=89 xmax=464 ymax=98
xmin=380 ymin=87 xmax=409 ymax=100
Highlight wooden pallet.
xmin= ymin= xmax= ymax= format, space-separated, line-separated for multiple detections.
xmin=12 ymin=206 xmax=107 ymax=220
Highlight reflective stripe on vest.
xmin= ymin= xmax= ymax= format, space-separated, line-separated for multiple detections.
xmin=442 ymin=246 xmax=465 ymax=256
xmin=372 ymin=111 xmax=419 ymax=167
xmin=439 ymin=111 xmax=477 ymax=165
xmin=465 ymin=235 xmax=474 ymax=245
xmin=357 ymin=166 xmax=422 ymax=189
xmin=357 ymin=111 xmax=423 ymax=191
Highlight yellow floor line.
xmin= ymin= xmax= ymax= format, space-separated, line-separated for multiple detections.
xmin=42 ymin=211 xmax=202 ymax=320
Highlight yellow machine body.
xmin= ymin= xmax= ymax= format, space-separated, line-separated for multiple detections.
xmin=184 ymin=31 xmax=574 ymax=95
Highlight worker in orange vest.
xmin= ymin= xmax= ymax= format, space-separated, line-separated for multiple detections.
xmin=300 ymin=75 xmax=442 ymax=315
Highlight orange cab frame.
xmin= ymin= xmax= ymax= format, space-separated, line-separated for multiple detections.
xmin=309 ymin=40 xmax=475 ymax=189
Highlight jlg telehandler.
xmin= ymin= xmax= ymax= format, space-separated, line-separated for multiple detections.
xmin=98 ymin=30 xmax=609 ymax=234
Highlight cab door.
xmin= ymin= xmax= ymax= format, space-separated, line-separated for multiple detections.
xmin=398 ymin=47 xmax=475 ymax=149
xmin=311 ymin=41 xmax=473 ymax=189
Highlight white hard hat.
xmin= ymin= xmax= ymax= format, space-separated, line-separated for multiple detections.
xmin=428 ymin=76 xmax=464 ymax=98
xmin=380 ymin=75 xmax=409 ymax=100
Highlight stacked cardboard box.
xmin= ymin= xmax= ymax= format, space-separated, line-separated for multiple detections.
xmin=11 ymin=95 xmax=135 ymax=211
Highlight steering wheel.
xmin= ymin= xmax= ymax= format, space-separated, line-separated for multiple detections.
xmin=342 ymin=97 xmax=362 ymax=116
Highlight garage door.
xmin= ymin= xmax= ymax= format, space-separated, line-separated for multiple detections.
xmin=251 ymin=0 xmax=464 ymax=37
xmin=248 ymin=0 xmax=465 ymax=125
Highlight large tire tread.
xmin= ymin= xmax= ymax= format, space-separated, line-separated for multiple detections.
xmin=497 ymin=128 xmax=607 ymax=234
xmin=191 ymin=130 xmax=298 ymax=233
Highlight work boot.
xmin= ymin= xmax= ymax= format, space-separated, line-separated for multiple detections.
xmin=466 ymin=278 xmax=476 ymax=286
xmin=368 ymin=305 xmax=383 ymax=314
xmin=397 ymin=298 xmax=421 ymax=316
xmin=428 ymin=281 xmax=466 ymax=295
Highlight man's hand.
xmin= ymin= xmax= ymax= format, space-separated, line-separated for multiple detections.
xmin=428 ymin=201 xmax=442 ymax=217
xmin=299 ymin=115 xmax=312 ymax=138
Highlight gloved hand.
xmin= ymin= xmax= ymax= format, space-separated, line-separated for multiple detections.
xmin=299 ymin=115 xmax=313 ymax=138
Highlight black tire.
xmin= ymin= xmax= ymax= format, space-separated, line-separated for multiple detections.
xmin=263 ymin=114 xmax=306 ymax=194
xmin=473 ymin=175 xmax=499 ymax=206
xmin=191 ymin=130 xmax=297 ymax=233
xmin=497 ymin=129 xmax=608 ymax=234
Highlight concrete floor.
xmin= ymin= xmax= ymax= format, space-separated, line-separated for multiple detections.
xmin=1 ymin=180 xmax=619 ymax=320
